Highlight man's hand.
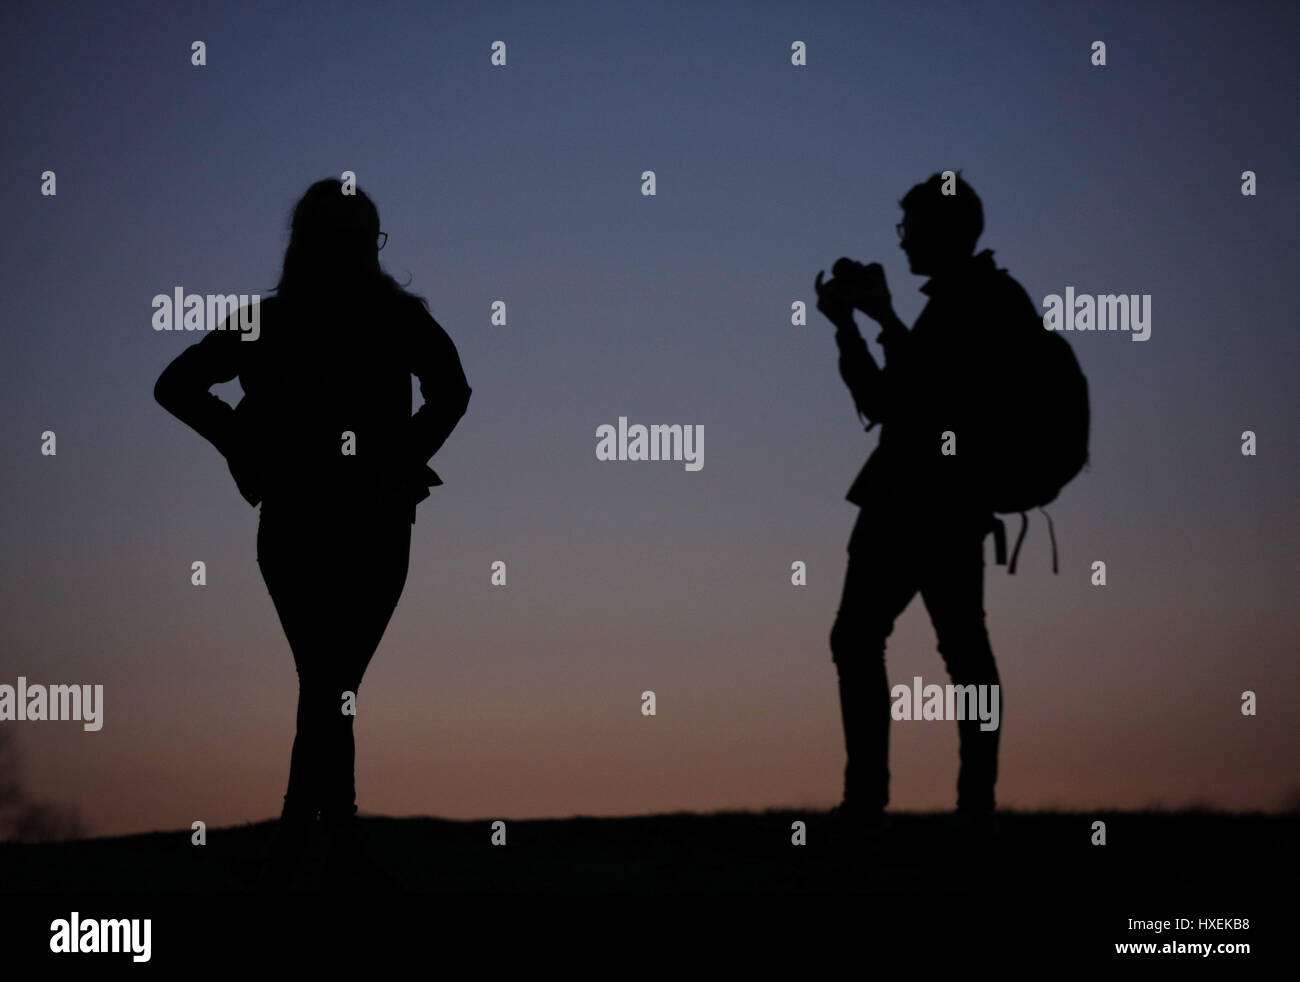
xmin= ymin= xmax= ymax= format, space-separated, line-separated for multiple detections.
xmin=814 ymin=270 xmax=856 ymax=329
xmin=831 ymin=258 xmax=893 ymax=323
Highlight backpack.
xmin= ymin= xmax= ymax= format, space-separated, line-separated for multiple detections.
xmin=977 ymin=288 xmax=1090 ymax=574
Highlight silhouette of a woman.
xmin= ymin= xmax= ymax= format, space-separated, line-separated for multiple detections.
xmin=154 ymin=179 xmax=471 ymax=888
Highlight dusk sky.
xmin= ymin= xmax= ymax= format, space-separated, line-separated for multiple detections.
xmin=2 ymin=0 xmax=1296 ymax=838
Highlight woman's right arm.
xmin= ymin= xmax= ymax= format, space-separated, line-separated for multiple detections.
xmin=154 ymin=326 xmax=242 ymax=457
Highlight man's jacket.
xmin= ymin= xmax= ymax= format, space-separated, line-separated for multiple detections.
xmin=835 ymin=249 xmax=1038 ymax=521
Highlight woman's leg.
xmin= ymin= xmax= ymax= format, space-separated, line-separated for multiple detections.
xmin=257 ymin=506 xmax=412 ymax=821
xmin=257 ymin=513 xmax=330 ymax=818
xmin=316 ymin=511 xmax=412 ymax=822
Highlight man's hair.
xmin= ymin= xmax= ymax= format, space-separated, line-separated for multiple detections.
xmin=899 ymin=171 xmax=984 ymax=252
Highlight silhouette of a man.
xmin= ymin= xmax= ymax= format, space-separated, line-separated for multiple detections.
xmin=815 ymin=172 xmax=1034 ymax=836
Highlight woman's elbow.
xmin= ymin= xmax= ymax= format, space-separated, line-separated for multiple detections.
xmin=153 ymin=371 xmax=176 ymax=411
xmin=858 ymin=397 xmax=888 ymax=425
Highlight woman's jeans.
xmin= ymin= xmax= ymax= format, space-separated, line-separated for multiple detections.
xmin=256 ymin=498 xmax=412 ymax=822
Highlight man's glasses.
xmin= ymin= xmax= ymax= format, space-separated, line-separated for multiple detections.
xmin=895 ymin=222 xmax=907 ymax=242
xmin=377 ymin=231 xmax=388 ymax=250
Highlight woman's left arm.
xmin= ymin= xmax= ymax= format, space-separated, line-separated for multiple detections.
xmin=407 ymin=307 xmax=472 ymax=466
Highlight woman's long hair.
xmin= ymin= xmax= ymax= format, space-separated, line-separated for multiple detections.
xmin=272 ymin=178 xmax=427 ymax=311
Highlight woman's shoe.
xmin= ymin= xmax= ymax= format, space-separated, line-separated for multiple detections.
xmin=321 ymin=812 xmax=403 ymax=893
xmin=828 ymin=801 xmax=890 ymax=853
xmin=255 ymin=806 xmax=315 ymax=891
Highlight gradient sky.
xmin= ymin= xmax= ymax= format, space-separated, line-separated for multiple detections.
xmin=2 ymin=0 xmax=1297 ymax=838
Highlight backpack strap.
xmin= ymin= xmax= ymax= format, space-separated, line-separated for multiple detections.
xmin=1040 ymin=505 xmax=1059 ymax=574
xmin=989 ymin=515 xmax=1007 ymax=566
xmin=1004 ymin=507 xmax=1061 ymax=575
xmin=1008 ymin=511 xmax=1029 ymax=574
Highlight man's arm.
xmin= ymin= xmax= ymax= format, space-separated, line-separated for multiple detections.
xmin=842 ymin=260 xmax=912 ymax=367
xmin=817 ymin=270 xmax=909 ymax=425
xmin=833 ymin=316 xmax=890 ymax=424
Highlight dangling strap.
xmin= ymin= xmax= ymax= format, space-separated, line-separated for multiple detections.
xmin=1040 ymin=506 xmax=1058 ymax=574
xmin=1007 ymin=511 xmax=1029 ymax=574
xmin=989 ymin=515 xmax=1007 ymax=566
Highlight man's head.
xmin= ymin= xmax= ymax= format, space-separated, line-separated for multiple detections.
xmin=896 ymin=171 xmax=983 ymax=276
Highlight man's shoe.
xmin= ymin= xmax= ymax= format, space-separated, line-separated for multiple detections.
xmin=951 ymin=808 xmax=1000 ymax=844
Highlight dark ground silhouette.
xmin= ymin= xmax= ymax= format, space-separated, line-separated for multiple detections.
xmin=0 ymin=808 xmax=1287 ymax=966
xmin=1 ymin=808 xmax=1291 ymax=895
